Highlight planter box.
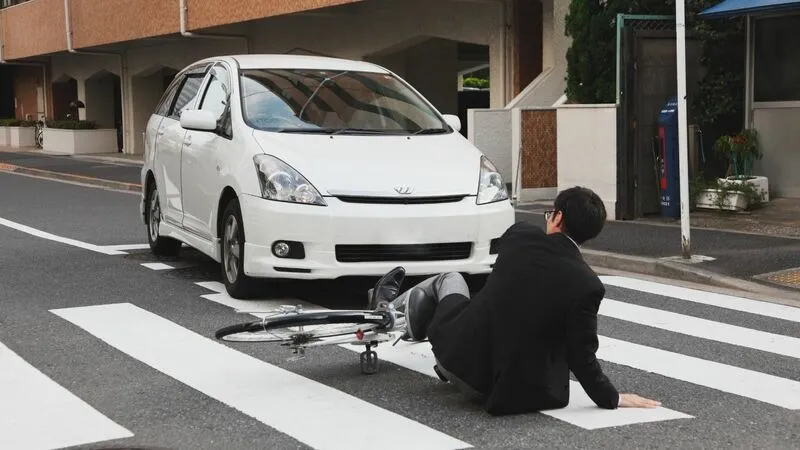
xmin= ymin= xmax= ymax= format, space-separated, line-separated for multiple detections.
xmin=718 ymin=176 xmax=769 ymax=203
xmin=42 ymin=128 xmax=118 ymax=154
xmin=8 ymin=126 xmax=36 ymax=148
xmin=695 ymin=188 xmax=749 ymax=211
xmin=0 ymin=127 xmax=9 ymax=146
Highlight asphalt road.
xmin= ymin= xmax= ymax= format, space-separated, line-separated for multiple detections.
xmin=1 ymin=172 xmax=799 ymax=450
xmin=518 ymin=207 xmax=800 ymax=279
xmin=0 ymin=151 xmax=141 ymax=184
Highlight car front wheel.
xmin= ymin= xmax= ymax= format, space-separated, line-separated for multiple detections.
xmin=221 ymin=198 xmax=257 ymax=298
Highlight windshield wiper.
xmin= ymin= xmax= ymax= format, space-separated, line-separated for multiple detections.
xmin=331 ymin=128 xmax=391 ymax=135
xmin=410 ymin=128 xmax=449 ymax=135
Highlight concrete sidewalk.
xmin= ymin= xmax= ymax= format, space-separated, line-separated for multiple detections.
xmin=518 ymin=202 xmax=800 ymax=298
xmin=0 ymin=149 xmax=142 ymax=192
xmin=1 ymin=147 xmax=798 ymax=299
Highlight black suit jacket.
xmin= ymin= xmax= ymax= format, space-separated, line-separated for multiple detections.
xmin=427 ymin=221 xmax=619 ymax=415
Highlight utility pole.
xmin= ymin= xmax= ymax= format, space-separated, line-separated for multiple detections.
xmin=676 ymin=0 xmax=691 ymax=259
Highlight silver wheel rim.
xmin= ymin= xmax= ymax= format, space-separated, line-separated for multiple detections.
xmin=148 ymin=189 xmax=160 ymax=242
xmin=223 ymin=215 xmax=241 ymax=283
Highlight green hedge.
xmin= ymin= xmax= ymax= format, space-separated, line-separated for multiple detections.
xmin=0 ymin=118 xmax=36 ymax=127
xmin=45 ymin=120 xmax=97 ymax=130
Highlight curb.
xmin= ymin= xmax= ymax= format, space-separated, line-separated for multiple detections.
xmin=582 ymin=248 xmax=800 ymax=301
xmin=0 ymin=163 xmax=141 ymax=193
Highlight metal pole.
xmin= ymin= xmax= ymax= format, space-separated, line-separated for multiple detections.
xmin=676 ymin=0 xmax=691 ymax=258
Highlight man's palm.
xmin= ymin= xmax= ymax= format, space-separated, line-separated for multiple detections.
xmin=619 ymin=393 xmax=661 ymax=408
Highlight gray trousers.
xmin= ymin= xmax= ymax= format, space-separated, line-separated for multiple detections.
xmin=392 ymin=272 xmax=486 ymax=403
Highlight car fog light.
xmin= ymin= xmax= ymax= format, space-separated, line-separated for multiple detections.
xmin=273 ymin=241 xmax=291 ymax=257
xmin=271 ymin=240 xmax=305 ymax=259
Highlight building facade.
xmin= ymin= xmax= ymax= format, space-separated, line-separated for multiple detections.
xmin=0 ymin=0 xmax=561 ymax=156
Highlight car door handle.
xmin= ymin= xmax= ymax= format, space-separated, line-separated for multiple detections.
xmin=183 ymin=136 xmax=192 ymax=146
xmin=158 ymin=129 xmax=164 ymax=136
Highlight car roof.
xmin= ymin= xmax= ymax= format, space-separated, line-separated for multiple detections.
xmin=194 ymin=54 xmax=391 ymax=73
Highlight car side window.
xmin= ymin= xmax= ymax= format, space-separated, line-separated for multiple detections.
xmin=169 ymin=73 xmax=206 ymax=121
xmin=199 ymin=64 xmax=232 ymax=138
xmin=155 ymin=76 xmax=182 ymax=117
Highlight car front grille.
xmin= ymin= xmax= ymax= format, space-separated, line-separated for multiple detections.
xmin=334 ymin=195 xmax=466 ymax=205
xmin=335 ymin=243 xmax=473 ymax=262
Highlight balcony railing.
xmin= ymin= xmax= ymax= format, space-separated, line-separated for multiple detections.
xmin=1 ymin=0 xmax=32 ymax=10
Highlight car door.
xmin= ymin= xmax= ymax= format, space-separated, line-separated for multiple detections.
xmin=180 ymin=62 xmax=234 ymax=240
xmin=145 ymin=75 xmax=181 ymax=163
xmin=154 ymin=64 xmax=209 ymax=228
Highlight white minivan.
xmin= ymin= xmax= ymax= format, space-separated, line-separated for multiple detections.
xmin=140 ymin=54 xmax=514 ymax=298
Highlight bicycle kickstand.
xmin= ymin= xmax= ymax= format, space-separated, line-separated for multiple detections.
xmin=360 ymin=342 xmax=379 ymax=375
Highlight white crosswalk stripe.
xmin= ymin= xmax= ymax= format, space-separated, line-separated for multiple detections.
xmin=2 ymin=261 xmax=796 ymax=449
xmin=0 ymin=341 xmax=133 ymax=450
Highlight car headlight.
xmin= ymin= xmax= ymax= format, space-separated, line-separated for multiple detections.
xmin=477 ymin=156 xmax=509 ymax=205
xmin=253 ymin=154 xmax=326 ymax=206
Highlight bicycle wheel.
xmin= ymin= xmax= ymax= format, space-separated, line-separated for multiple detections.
xmin=214 ymin=310 xmax=394 ymax=344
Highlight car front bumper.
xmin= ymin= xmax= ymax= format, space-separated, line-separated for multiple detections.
xmin=238 ymin=193 xmax=514 ymax=279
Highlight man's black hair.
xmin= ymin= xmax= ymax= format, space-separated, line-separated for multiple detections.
xmin=553 ymin=186 xmax=607 ymax=245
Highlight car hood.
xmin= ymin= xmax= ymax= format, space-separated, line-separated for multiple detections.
xmin=251 ymin=131 xmax=483 ymax=197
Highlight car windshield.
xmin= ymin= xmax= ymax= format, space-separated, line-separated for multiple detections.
xmin=238 ymin=68 xmax=450 ymax=134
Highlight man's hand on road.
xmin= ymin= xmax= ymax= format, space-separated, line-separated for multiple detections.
xmin=618 ymin=393 xmax=661 ymax=408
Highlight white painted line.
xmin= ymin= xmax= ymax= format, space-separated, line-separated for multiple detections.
xmin=598 ymin=336 xmax=800 ymax=409
xmin=0 ymin=341 xmax=133 ymax=449
xmin=601 ymin=276 xmax=800 ymax=323
xmin=195 ymin=283 xmax=692 ymax=429
xmin=51 ymin=303 xmax=470 ymax=450
xmin=0 ymin=217 xmax=125 ymax=255
xmin=101 ymin=244 xmax=151 ymax=251
xmin=342 ymin=340 xmax=691 ymax=429
xmin=602 ymin=298 xmax=800 ymax=359
xmin=141 ymin=262 xmax=174 ymax=271
xmin=196 ymin=281 xmax=225 ymax=294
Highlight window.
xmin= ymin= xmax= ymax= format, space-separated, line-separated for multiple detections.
xmin=155 ymin=76 xmax=182 ymax=117
xmin=238 ymin=69 xmax=450 ymax=134
xmin=169 ymin=74 xmax=205 ymax=120
xmin=753 ymin=14 xmax=800 ymax=103
xmin=199 ymin=64 xmax=232 ymax=138
xmin=200 ymin=65 xmax=230 ymax=120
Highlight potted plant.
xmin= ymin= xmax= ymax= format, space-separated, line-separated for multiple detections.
xmin=0 ymin=118 xmax=37 ymax=148
xmin=41 ymin=119 xmax=118 ymax=155
xmin=712 ymin=129 xmax=769 ymax=203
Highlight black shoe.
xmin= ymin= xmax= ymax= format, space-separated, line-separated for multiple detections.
xmin=367 ymin=266 xmax=405 ymax=309
xmin=404 ymin=287 xmax=436 ymax=341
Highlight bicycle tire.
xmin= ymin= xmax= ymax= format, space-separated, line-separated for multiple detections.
xmin=214 ymin=310 xmax=394 ymax=343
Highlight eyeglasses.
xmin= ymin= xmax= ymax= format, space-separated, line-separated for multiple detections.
xmin=544 ymin=210 xmax=555 ymax=221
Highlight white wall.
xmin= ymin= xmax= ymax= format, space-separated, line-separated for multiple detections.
xmin=468 ymin=108 xmax=513 ymax=184
xmin=753 ymin=106 xmax=800 ymax=198
xmin=556 ymin=105 xmax=618 ymax=220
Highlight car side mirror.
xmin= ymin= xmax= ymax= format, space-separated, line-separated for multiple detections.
xmin=442 ymin=114 xmax=461 ymax=132
xmin=180 ymin=109 xmax=218 ymax=132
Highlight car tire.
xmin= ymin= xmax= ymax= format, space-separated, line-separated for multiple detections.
xmin=220 ymin=198 xmax=257 ymax=299
xmin=146 ymin=181 xmax=182 ymax=257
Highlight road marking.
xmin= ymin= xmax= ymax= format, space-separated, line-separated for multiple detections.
xmin=102 ymin=244 xmax=152 ymax=251
xmin=602 ymin=297 xmax=800 ymax=359
xmin=0 ymin=217 xmax=125 ymax=255
xmin=141 ymin=262 xmax=174 ymax=271
xmin=598 ymin=336 xmax=800 ymax=409
xmin=0 ymin=341 xmax=133 ymax=449
xmin=195 ymin=282 xmax=692 ymax=429
xmin=51 ymin=303 xmax=471 ymax=450
xmin=601 ymin=276 xmax=800 ymax=323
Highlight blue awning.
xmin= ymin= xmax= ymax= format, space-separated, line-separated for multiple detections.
xmin=699 ymin=0 xmax=800 ymax=18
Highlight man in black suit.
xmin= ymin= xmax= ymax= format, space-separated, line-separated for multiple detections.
xmin=369 ymin=186 xmax=660 ymax=415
